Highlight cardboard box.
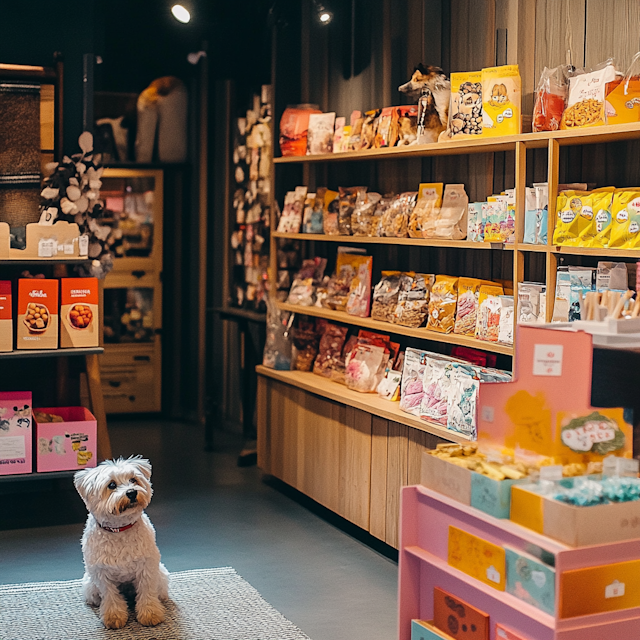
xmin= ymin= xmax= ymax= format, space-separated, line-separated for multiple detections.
xmin=35 ymin=407 xmax=97 ymax=472
xmin=559 ymin=559 xmax=640 ymax=618
xmin=412 ymin=620 xmax=455 ymax=640
xmin=505 ymin=546 xmax=555 ymax=615
xmin=511 ymin=481 xmax=640 ymax=546
xmin=0 ymin=281 xmax=12 ymax=352
xmin=448 ymin=525 xmax=506 ymax=590
xmin=421 ymin=451 xmax=524 ymax=519
xmin=434 ymin=587 xmax=489 ymax=640
xmin=17 ymin=279 xmax=58 ymax=350
xmin=60 ymin=278 xmax=99 ymax=348
xmin=0 ymin=392 xmax=32 ymax=475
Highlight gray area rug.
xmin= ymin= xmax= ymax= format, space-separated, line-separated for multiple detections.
xmin=0 ymin=567 xmax=311 ymax=640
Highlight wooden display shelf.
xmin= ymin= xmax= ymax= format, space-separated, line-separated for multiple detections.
xmin=272 ymin=232 xmax=514 ymax=250
xmin=550 ymin=245 xmax=640 ymax=258
xmin=256 ymin=365 xmax=472 ymax=443
xmin=274 ymin=122 xmax=640 ymax=165
xmin=276 ymin=301 xmax=514 ymax=356
xmin=0 ymin=258 xmax=90 ymax=265
xmin=0 ymin=347 xmax=104 ymax=360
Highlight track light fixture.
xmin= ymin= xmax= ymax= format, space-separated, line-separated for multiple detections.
xmin=313 ymin=0 xmax=333 ymax=24
xmin=171 ymin=4 xmax=191 ymax=23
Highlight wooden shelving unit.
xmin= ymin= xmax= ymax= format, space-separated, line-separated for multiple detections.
xmin=276 ymin=301 xmax=514 ymax=356
xmin=0 ymin=347 xmax=103 ymax=360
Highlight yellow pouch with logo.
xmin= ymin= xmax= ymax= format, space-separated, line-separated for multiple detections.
xmin=482 ymin=65 xmax=522 ymax=137
xmin=609 ymin=190 xmax=640 ymax=248
xmin=579 ymin=188 xmax=615 ymax=247
xmin=553 ymin=191 xmax=590 ymax=246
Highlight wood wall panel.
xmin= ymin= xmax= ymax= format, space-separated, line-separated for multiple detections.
xmin=407 ymin=429 xmax=442 ymax=486
xmin=385 ymin=421 xmax=409 ymax=548
xmin=584 ymin=0 xmax=640 ymax=71
xmin=449 ymin=0 xmax=496 ymax=71
xmin=339 ymin=407 xmax=373 ymax=529
xmin=534 ymin=0 xmax=586 ymax=86
xmin=369 ymin=416 xmax=389 ymax=541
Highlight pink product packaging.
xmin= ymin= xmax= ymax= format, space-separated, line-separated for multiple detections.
xmin=0 ymin=392 xmax=32 ymax=475
xmin=35 ymin=407 xmax=97 ymax=472
xmin=399 ymin=347 xmax=429 ymax=416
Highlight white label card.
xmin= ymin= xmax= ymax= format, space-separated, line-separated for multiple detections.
xmin=0 ymin=436 xmax=26 ymax=460
xmin=38 ymin=238 xmax=55 ymax=258
xmin=605 ymin=580 xmax=625 ymax=599
xmin=486 ymin=565 xmax=501 ymax=584
xmin=79 ymin=235 xmax=89 ymax=257
xmin=533 ymin=344 xmax=563 ymax=376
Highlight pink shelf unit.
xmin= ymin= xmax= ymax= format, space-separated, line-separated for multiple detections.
xmin=398 ymin=485 xmax=640 ymax=640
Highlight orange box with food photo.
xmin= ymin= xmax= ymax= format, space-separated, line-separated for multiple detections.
xmin=60 ymin=278 xmax=99 ymax=348
xmin=17 ymin=279 xmax=59 ymax=350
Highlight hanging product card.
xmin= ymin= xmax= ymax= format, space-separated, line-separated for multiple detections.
xmin=532 ymin=344 xmax=563 ymax=376
xmin=448 ymin=526 xmax=506 ymax=590
xmin=559 ymin=560 xmax=640 ymax=618
xmin=0 ymin=281 xmax=12 ymax=352
xmin=433 ymin=587 xmax=490 ymax=640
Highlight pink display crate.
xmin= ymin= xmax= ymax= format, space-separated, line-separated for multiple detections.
xmin=35 ymin=407 xmax=97 ymax=472
xmin=399 ymin=485 xmax=640 ymax=640
xmin=0 ymin=392 xmax=32 ymax=475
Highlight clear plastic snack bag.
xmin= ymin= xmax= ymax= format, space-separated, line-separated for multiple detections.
xmin=338 ymin=186 xmax=364 ymax=235
xmin=532 ymin=65 xmax=569 ymax=132
xmin=379 ymin=192 xmax=417 ymax=237
xmin=393 ymin=273 xmax=434 ymax=327
xmin=351 ymin=190 xmax=381 ymax=236
xmin=312 ymin=323 xmax=348 ymax=378
xmin=408 ymin=183 xmax=443 ymax=238
xmin=262 ymin=298 xmax=293 ymax=370
xmin=371 ymin=271 xmax=405 ymax=322
xmin=345 ymin=344 xmax=387 ymax=393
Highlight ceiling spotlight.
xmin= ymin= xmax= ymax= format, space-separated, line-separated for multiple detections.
xmin=171 ymin=4 xmax=191 ymax=23
xmin=313 ymin=1 xmax=333 ymax=24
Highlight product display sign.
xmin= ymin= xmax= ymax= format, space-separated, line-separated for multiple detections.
xmin=477 ymin=326 xmax=632 ymax=464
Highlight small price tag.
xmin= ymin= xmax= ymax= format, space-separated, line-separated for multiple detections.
xmin=63 ymin=242 xmax=74 ymax=255
xmin=539 ymin=465 xmax=563 ymax=482
xmin=603 ymin=456 xmax=639 ymax=478
xmin=605 ymin=580 xmax=625 ymax=599
xmin=38 ymin=238 xmax=55 ymax=258
xmin=486 ymin=565 xmax=501 ymax=584
xmin=78 ymin=235 xmax=89 ymax=257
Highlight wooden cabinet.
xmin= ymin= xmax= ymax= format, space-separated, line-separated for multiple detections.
xmin=257 ymin=368 xmax=444 ymax=548
xmin=81 ymin=168 xmax=163 ymax=414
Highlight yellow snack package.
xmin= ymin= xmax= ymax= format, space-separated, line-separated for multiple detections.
xmin=481 ymin=65 xmax=522 ymax=137
xmin=610 ymin=190 xmax=640 ymax=248
xmin=427 ymin=275 xmax=459 ymax=334
xmin=448 ymin=72 xmax=483 ymax=138
xmin=578 ymin=188 xmax=615 ymax=247
xmin=408 ymin=183 xmax=444 ymax=238
xmin=552 ymin=191 xmax=591 ymax=246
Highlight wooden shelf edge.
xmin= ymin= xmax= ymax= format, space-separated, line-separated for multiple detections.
xmin=256 ymin=365 xmax=472 ymax=443
xmin=273 ymin=123 xmax=640 ymax=164
xmin=403 ymin=545 xmax=557 ymax=629
xmin=0 ymin=347 xmax=104 ymax=360
xmin=551 ymin=246 xmax=640 ymax=258
xmin=275 ymin=302 xmax=514 ymax=356
xmin=0 ymin=470 xmax=76 ymax=483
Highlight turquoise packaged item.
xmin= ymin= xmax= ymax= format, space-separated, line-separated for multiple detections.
xmin=523 ymin=187 xmax=537 ymax=244
xmin=467 ymin=202 xmax=485 ymax=241
xmin=505 ymin=547 xmax=556 ymax=615
xmin=471 ymin=472 xmax=522 ymax=518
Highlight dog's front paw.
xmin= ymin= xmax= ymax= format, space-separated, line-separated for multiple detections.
xmin=137 ymin=600 xmax=165 ymax=627
xmin=102 ymin=606 xmax=129 ymax=629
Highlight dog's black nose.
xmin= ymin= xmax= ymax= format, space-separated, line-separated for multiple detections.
xmin=126 ymin=489 xmax=138 ymax=502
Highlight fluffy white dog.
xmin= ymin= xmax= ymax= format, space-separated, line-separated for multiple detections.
xmin=74 ymin=456 xmax=169 ymax=629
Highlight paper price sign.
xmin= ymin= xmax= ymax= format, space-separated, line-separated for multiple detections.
xmin=533 ymin=344 xmax=563 ymax=376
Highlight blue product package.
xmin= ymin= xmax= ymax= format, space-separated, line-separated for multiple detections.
xmin=505 ymin=547 xmax=556 ymax=615
xmin=467 ymin=202 xmax=485 ymax=241
xmin=523 ymin=187 xmax=537 ymax=244
xmin=534 ymin=182 xmax=549 ymax=245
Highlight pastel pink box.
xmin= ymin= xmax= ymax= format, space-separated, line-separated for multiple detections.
xmin=0 ymin=392 xmax=32 ymax=475
xmin=35 ymin=407 xmax=97 ymax=472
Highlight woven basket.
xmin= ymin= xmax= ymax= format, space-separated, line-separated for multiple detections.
xmin=0 ymin=178 xmax=41 ymax=227
xmin=0 ymin=83 xmax=41 ymax=177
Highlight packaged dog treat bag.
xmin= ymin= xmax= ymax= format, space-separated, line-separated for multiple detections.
xmin=61 ymin=278 xmax=99 ymax=348
xmin=0 ymin=281 xmax=11 ymax=352
xmin=17 ymin=279 xmax=58 ymax=350
xmin=279 ymin=106 xmax=322 ymax=156
xmin=399 ymin=347 xmax=429 ymax=415
xmin=609 ymin=190 xmax=640 ymax=248
xmin=433 ymin=184 xmax=468 ymax=240
xmin=561 ymin=61 xmax=617 ymax=129
xmin=427 ymin=275 xmax=459 ymax=334
xmin=605 ymin=53 xmax=640 ymax=125
xmin=482 ymin=65 xmax=522 ymax=137
xmin=579 ymin=188 xmax=615 ymax=247
xmin=0 ymin=391 xmax=32 ymax=475
xmin=448 ymin=72 xmax=483 ymax=138
xmin=307 ymin=112 xmax=336 ymax=155
xmin=408 ymin=183 xmax=443 ymax=238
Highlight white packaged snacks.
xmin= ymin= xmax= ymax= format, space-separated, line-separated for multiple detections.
xmin=497 ymin=296 xmax=514 ymax=345
xmin=399 ymin=347 xmax=429 ymax=416
xmin=408 ymin=183 xmax=443 ymax=238
xmin=345 ymin=344 xmax=387 ymax=393
xmin=276 ymin=186 xmax=307 ymax=233
xmin=420 ymin=355 xmax=454 ymax=426
xmin=306 ymin=112 xmax=336 ymax=154
xmin=517 ymin=282 xmax=546 ymax=323
xmin=432 ymin=184 xmax=468 ymax=239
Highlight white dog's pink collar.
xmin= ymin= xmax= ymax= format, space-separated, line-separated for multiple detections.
xmin=98 ymin=520 xmax=138 ymax=533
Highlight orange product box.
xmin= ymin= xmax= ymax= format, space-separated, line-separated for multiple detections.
xmin=559 ymin=559 xmax=640 ymax=619
xmin=433 ymin=587 xmax=489 ymax=640
xmin=448 ymin=525 xmax=506 ymax=590
xmin=17 ymin=279 xmax=58 ymax=350
xmin=60 ymin=278 xmax=99 ymax=348
xmin=0 ymin=281 xmax=11 ymax=352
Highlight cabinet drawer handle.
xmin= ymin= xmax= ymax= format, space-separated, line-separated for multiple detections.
xmin=132 ymin=270 xmax=146 ymax=278
xmin=108 ymin=381 xmax=122 ymax=388
xmin=133 ymin=355 xmax=150 ymax=362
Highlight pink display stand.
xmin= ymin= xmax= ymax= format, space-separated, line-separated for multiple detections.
xmin=35 ymin=407 xmax=97 ymax=472
xmin=398 ymin=485 xmax=640 ymax=640
xmin=0 ymin=392 xmax=32 ymax=475
xmin=477 ymin=325 xmax=632 ymax=463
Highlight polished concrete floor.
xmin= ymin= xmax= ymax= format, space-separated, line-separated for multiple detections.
xmin=0 ymin=420 xmax=398 ymax=640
